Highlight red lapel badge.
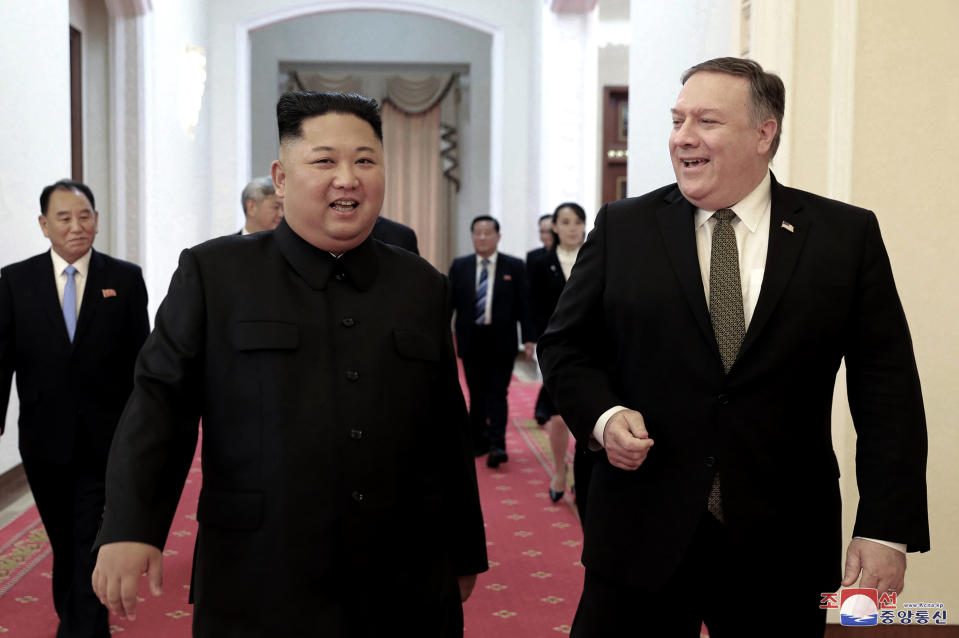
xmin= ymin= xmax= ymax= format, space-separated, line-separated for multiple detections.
xmin=102 ymin=288 xmax=117 ymax=298
xmin=502 ymin=274 xmax=512 ymax=281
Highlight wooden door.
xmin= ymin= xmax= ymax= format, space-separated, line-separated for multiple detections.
xmin=601 ymin=86 xmax=628 ymax=205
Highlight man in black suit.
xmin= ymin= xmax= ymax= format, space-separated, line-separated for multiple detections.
xmin=91 ymin=91 xmax=487 ymax=637
xmin=525 ymin=213 xmax=554 ymax=268
xmin=0 ymin=179 xmax=149 ymax=638
xmin=371 ymin=215 xmax=419 ymax=254
xmin=449 ymin=216 xmax=534 ymax=468
xmin=538 ymin=58 xmax=928 ymax=637
xmin=237 ymin=176 xmax=283 ymax=235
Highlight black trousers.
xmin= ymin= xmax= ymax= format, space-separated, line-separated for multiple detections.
xmin=571 ymin=511 xmax=827 ymax=637
xmin=21 ymin=450 xmax=109 ymax=638
xmin=461 ymin=326 xmax=515 ymax=453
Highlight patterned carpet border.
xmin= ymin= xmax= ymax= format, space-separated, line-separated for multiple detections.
xmin=511 ymin=417 xmax=577 ymax=513
xmin=0 ymin=511 xmax=50 ymax=600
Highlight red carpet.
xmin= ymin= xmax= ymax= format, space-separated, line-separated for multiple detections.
xmin=0 ymin=444 xmax=203 ymax=636
xmin=462 ymin=378 xmax=583 ymax=635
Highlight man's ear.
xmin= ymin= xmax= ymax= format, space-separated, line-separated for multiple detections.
xmin=757 ymin=118 xmax=778 ymax=155
xmin=38 ymin=214 xmax=50 ymax=238
xmin=271 ymin=160 xmax=286 ymax=197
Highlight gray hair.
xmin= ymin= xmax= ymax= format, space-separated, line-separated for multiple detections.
xmin=241 ymin=176 xmax=276 ymax=215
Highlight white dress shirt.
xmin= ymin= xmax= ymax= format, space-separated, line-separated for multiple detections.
xmin=556 ymin=245 xmax=580 ymax=281
xmin=50 ymin=249 xmax=92 ymax=316
xmin=475 ymin=252 xmax=497 ymax=325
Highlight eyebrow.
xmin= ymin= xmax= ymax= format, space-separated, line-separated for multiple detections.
xmin=309 ymin=146 xmax=378 ymax=153
xmin=671 ymin=107 xmax=722 ymax=116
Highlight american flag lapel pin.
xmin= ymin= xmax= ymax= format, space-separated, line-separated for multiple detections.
xmin=502 ymin=274 xmax=512 ymax=281
xmin=781 ymin=221 xmax=795 ymax=233
xmin=102 ymin=288 xmax=117 ymax=298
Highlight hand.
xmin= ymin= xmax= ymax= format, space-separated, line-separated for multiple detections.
xmin=523 ymin=342 xmax=535 ymax=361
xmin=841 ymin=538 xmax=906 ymax=595
xmin=92 ymin=541 xmax=163 ymax=620
xmin=602 ymin=409 xmax=654 ymax=471
xmin=457 ymin=574 xmax=478 ymax=602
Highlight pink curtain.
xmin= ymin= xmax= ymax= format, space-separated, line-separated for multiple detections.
xmin=381 ymin=102 xmax=449 ymax=270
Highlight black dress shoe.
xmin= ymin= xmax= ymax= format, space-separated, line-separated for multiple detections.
xmin=486 ymin=450 xmax=508 ymax=468
xmin=473 ymin=445 xmax=490 ymax=458
xmin=549 ymin=488 xmax=565 ymax=503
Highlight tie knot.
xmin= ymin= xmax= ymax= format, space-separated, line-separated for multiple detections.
xmin=65 ymin=265 xmax=77 ymax=277
xmin=713 ymin=208 xmax=736 ymax=223
xmin=481 ymin=258 xmax=490 ymax=266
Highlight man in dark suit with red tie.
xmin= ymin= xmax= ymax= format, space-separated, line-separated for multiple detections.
xmin=538 ymin=58 xmax=928 ymax=637
xmin=0 ymin=179 xmax=149 ymax=638
xmin=449 ymin=216 xmax=534 ymax=467
xmin=91 ymin=91 xmax=487 ymax=637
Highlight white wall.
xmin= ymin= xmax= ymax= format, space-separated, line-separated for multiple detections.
xmin=627 ymin=0 xmax=733 ymax=196
xmin=0 ymin=1 xmax=72 ymax=474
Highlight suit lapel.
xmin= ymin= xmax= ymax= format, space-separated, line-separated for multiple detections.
xmin=656 ymin=191 xmax=718 ymax=356
xmin=73 ymin=249 xmax=103 ymax=346
xmin=738 ymin=177 xmax=810 ymax=360
xmin=33 ymin=252 xmax=72 ymax=345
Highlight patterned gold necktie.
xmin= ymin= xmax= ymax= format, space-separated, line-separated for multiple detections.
xmin=707 ymin=208 xmax=745 ymax=522
xmin=709 ymin=209 xmax=746 ymax=373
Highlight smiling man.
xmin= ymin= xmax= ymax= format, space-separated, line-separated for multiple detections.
xmin=1 ymin=179 xmax=149 ymax=638
xmin=91 ymin=92 xmax=487 ymax=637
xmin=538 ymin=58 xmax=928 ymax=637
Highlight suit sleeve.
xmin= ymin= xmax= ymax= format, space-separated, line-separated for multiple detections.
xmin=0 ymin=270 xmax=13 ymax=435
xmin=537 ymin=205 xmax=623 ymax=442
xmin=438 ymin=275 xmax=488 ymax=575
xmin=96 ymin=249 xmax=205 ymax=550
xmin=126 ymin=267 xmax=150 ymax=373
xmin=513 ymin=258 xmax=534 ymax=343
xmin=845 ymin=212 xmax=929 ymax=552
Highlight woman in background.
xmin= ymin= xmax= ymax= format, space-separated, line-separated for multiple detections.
xmin=528 ymin=202 xmax=592 ymax=523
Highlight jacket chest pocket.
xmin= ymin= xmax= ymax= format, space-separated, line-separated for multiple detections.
xmin=229 ymin=320 xmax=314 ymax=423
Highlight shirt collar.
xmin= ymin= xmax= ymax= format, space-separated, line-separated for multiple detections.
xmin=477 ymin=251 xmax=498 ymax=266
xmin=50 ymin=248 xmax=93 ymax=278
xmin=273 ymin=218 xmax=378 ymax=291
xmin=694 ymin=170 xmax=772 ymax=233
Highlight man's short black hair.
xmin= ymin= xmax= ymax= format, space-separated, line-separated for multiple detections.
xmin=39 ymin=179 xmax=96 ymax=215
xmin=471 ymin=215 xmax=500 ymax=233
xmin=276 ymin=91 xmax=383 ymax=145
xmin=538 ymin=214 xmax=552 ymax=224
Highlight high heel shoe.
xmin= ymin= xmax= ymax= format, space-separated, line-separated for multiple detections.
xmin=549 ymin=464 xmax=568 ymax=502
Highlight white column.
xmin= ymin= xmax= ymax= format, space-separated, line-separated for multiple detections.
xmin=539 ymin=2 xmax=599 ymax=219
xmin=627 ymin=0 xmax=734 ymax=196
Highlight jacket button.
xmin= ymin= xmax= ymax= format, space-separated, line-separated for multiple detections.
xmin=342 ymin=317 xmax=356 ymax=327
xmin=717 ymin=394 xmax=729 ymax=405
xmin=345 ymin=370 xmax=360 ymax=381
xmin=350 ymin=428 xmax=363 ymax=440
xmin=334 ymin=271 xmax=346 ymax=281
xmin=705 ymin=456 xmax=716 ymax=468
xmin=352 ymin=490 xmax=364 ymax=502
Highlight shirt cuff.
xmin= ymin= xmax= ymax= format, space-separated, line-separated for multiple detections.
xmin=592 ymin=406 xmax=628 ymax=450
xmin=855 ymin=537 xmax=907 ymax=554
